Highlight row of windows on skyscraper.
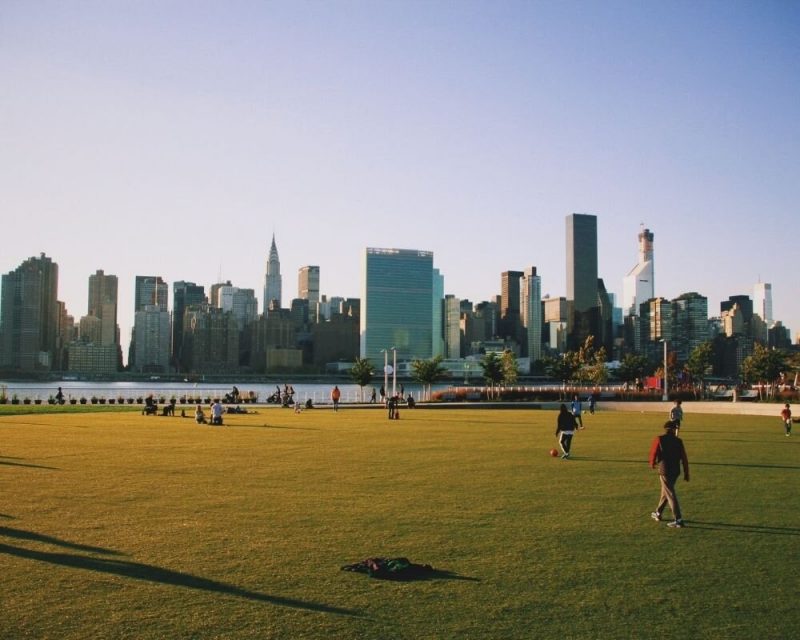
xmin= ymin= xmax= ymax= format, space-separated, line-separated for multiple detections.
xmin=0 ymin=216 xmax=790 ymax=377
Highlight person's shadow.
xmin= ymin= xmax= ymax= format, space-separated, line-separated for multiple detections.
xmin=0 ymin=526 xmax=361 ymax=617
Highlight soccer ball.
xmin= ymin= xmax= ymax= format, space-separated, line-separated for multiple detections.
xmin=549 ymin=448 xmax=559 ymax=457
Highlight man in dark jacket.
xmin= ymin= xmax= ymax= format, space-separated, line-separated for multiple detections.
xmin=649 ymin=420 xmax=690 ymax=528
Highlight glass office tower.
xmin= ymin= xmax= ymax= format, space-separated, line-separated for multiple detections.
xmin=361 ymin=247 xmax=434 ymax=364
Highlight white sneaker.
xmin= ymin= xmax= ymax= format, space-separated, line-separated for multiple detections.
xmin=650 ymin=512 xmax=661 ymax=521
xmin=667 ymin=520 xmax=684 ymax=528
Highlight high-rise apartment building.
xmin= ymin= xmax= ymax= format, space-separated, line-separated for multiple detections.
xmin=263 ymin=234 xmax=282 ymax=312
xmin=566 ymin=213 xmax=599 ymax=349
xmin=521 ymin=267 xmax=542 ymax=362
xmin=361 ymin=247 xmax=434 ymax=363
xmin=0 ymin=253 xmax=60 ymax=371
xmin=622 ymin=227 xmax=654 ymax=316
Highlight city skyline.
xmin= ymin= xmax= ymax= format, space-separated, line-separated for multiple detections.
xmin=2 ymin=2 xmax=798 ymax=353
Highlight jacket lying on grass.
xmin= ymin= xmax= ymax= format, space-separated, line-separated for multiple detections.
xmin=341 ymin=557 xmax=434 ymax=579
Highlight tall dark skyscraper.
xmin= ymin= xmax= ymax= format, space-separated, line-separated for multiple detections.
xmin=172 ymin=281 xmax=206 ymax=369
xmin=0 ymin=253 xmax=60 ymax=371
xmin=500 ymin=270 xmax=524 ymax=347
xmin=566 ymin=213 xmax=599 ymax=349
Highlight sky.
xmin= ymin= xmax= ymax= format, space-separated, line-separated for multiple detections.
xmin=2 ymin=0 xmax=798 ymax=362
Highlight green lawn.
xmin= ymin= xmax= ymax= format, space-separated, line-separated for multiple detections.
xmin=1 ymin=406 xmax=797 ymax=639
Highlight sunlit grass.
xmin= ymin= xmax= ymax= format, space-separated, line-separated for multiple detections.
xmin=1 ymin=407 xmax=797 ymax=639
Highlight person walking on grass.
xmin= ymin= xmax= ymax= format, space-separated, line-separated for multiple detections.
xmin=649 ymin=420 xmax=690 ymax=528
xmin=331 ymin=385 xmax=341 ymax=412
xmin=669 ymin=399 xmax=684 ymax=433
xmin=780 ymin=403 xmax=792 ymax=436
xmin=556 ymin=404 xmax=578 ymax=459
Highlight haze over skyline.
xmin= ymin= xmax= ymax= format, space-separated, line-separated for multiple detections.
xmin=2 ymin=1 xmax=798 ymax=360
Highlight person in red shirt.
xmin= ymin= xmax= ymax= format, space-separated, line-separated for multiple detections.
xmin=780 ymin=404 xmax=792 ymax=436
xmin=649 ymin=420 xmax=690 ymax=528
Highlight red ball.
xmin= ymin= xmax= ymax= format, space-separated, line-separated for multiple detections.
xmin=549 ymin=448 xmax=559 ymax=457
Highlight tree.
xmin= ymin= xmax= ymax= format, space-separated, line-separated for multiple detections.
xmin=572 ymin=336 xmax=608 ymax=385
xmin=411 ymin=356 xmax=449 ymax=401
xmin=349 ymin=357 xmax=375 ymax=402
xmin=616 ymin=353 xmax=651 ymax=387
xmin=543 ymin=354 xmax=579 ymax=385
xmin=501 ymin=350 xmax=519 ymax=386
xmin=684 ymin=341 xmax=713 ymax=398
xmin=479 ymin=351 xmax=504 ymax=397
xmin=742 ymin=344 xmax=788 ymax=398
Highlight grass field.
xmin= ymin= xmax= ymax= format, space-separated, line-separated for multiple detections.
xmin=1 ymin=405 xmax=797 ymax=639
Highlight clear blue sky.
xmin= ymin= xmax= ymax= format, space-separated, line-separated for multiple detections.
xmin=2 ymin=1 xmax=798 ymax=359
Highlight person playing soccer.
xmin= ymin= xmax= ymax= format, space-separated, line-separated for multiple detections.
xmin=780 ymin=403 xmax=792 ymax=437
xmin=556 ymin=404 xmax=578 ymax=459
xmin=649 ymin=420 xmax=690 ymax=528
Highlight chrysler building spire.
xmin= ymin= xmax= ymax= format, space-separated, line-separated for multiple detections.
xmin=263 ymin=234 xmax=282 ymax=313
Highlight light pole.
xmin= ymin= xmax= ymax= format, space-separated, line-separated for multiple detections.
xmin=391 ymin=347 xmax=397 ymax=398
xmin=662 ymin=339 xmax=669 ymax=401
xmin=381 ymin=349 xmax=388 ymax=404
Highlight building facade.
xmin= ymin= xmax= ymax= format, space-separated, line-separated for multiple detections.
xmin=622 ymin=227 xmax=654 ymax=316
xmin=360 ymin=247 xmax=434 ymax=364
xmin=566 ymin=213 xmax=599 ymax=350
xmin=0 ymin=253 xmax=60 ymax=372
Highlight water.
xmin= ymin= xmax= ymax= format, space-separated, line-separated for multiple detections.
xmin=0 ymin=380 xmax=453 ymax=405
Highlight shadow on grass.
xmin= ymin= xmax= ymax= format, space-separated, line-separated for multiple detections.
xmin=684 ymin=521 xmax=800 ymax=536
xmin=0 ymin=526 xmax=123 ymax=555
xmin=236 ymin=424 xmax=322 ymax=431
xmin=576 ymin=457 xmax=800 ymax=471
xmin=0 ymin=459 xmax=59 ymax=470
xmin=381 ymin=569 xmax=480 ymax=583
xmin=0 ymin=543 xmax=362 ymax=617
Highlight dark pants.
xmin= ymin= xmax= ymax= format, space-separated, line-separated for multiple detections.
xmin=558 ymin=432 xmax=573 ymax=455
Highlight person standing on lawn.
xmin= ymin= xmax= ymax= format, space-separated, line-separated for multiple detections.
xmin=556 ymin=404 xmax=578 ymax=459
xmin=780 ymin=403 xmax=792 ymax=436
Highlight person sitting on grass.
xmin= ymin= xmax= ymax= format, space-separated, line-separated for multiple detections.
xmin=195 ymin=404 xmax=207 ymax=424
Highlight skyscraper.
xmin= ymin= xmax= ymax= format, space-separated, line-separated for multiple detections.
xmin=500 ymin=270 xmax=524 ymax=347
xmin=566 ymin=213 xmax=599 ymax=349
xmin=134 ymin=276 xmax=168 ymax=311
xmin=0 ymin=253 xmax=59 ymax=371
xmin=361 ymin=247 xmax=434 ymax=363
xmin=130 ymin=275 xmax=168 ymax=369
xmin=263 ymin=234 xmax=282 ymax=312
xmin=298 ymin=266 xmax=320 ymax=305
xmin=298 ymin=265 xmax=320 ymax=323
xmin=521 ymin=267 xmax=542 ymax=363
xmin=133 ymin=304 xmax=170 ymax=373
xmin=172 ymin=281 xmax=206 ymax=369
xmin=432 ymin=268 xmax=444 ymax=358
xmin=753 ymin=282 xmax=773 ymax=325
xmin=87 ymin=270 xmax=120 ymax=347
xmin=622 ymin=226 xmax=654 ymax=316
xmin=443 ymin=294 xmax=462 ymax=359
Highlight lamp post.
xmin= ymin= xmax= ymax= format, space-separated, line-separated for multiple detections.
xmin=391 ymin=347 xmax=397 ymax=398
xmin=381 ymin=349 xmax=388 ymax=404
xmin=662 ymin=339 xmax=669 ymax=402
